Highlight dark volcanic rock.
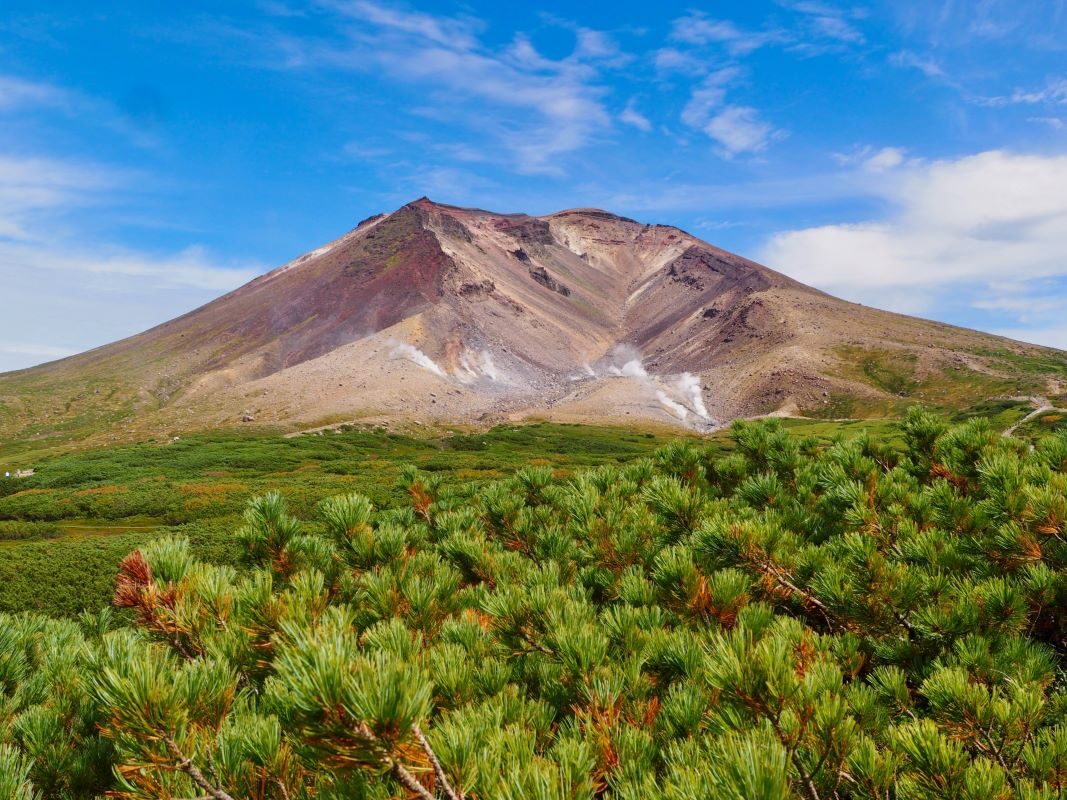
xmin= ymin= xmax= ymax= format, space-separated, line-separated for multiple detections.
xmin=458 ymin=280 xmax=495 ymax=299
xmin=438 ymin=213 xmax=473 ymax=243
xmin=500 ymin=218 xmax=555 ymax=246
xmin=529 ymin=266 xmax=571 ymax=296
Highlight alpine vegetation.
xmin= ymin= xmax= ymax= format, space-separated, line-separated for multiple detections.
xmin=6 ymin=411 xmax=1067 ymax=798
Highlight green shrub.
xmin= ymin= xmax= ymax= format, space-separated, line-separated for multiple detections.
xmin=4 ymin=417 xmax=1067 ymax=797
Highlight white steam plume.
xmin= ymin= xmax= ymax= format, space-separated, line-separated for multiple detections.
xmin=476 ymin=350 xmax=501 ymax=381
xmin=389 ymin=341 xmax=446 ymax=377
xmin=457 ymin=349 xmax=502 ymax=383
xmin=608 ymin=359 xmax=649 ymax=378
xmin=656 ymin=390 xmax=689 ymax=420
xmin=587 ymin=345 xmax=714 ymax=427
xmin=676 ymin=372 xmax=709 ymax=419
xmin=605 ymin=345 xmax=649 ymax=378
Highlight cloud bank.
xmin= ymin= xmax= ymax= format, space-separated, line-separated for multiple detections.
xmin=761 ymin=150 xmax=1067 ymax=338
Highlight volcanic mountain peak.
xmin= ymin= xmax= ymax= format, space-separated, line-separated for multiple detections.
xmin=2 ymin=198 xmax=1065 ymax=454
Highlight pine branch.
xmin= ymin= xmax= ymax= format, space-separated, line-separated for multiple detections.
xmin=162 ymin=734 xmax=236 ymax=800
xmin=389 ymin=759 xmax=437 ymax=800
xmin=413 ymin=723 xmax=464 ymax=800
xmin=351 ymin=721 xmax=437 ymax=800
xmin=892 ymin=609 xmax=918 ymax=637
xmin=517 ymin=625 xmax=554 ymax=655
xmin=274 ymin=778 xmax=293 ymax=800
xmin=753 ymin=554 xmax=836 ymax=633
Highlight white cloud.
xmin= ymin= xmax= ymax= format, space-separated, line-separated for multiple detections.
xmin=1030 ymin=116 xmax=1066 ymax=130
xmin=284 ymin=2 xmax=621 ymax=175
xmin=0 ymin=155 xmax=256 ymax=290
xmin=0 ymin=156 xmax=121 ymax=240
xmin=668 ymin=5 xmax=863 ymax=59
xmin=0 ymin=239 xmax=259 ymax=372
xmin=677 ymin=68 xmax=781 ymax=156
xmin=705 ymin=106 xmax=780 ymax=157
xmin=620 ymin=99 xmax=651 ymax=131
xmin=0 ymin=153 xmax=263 ymax=371
xmin=864 ymin=146 xmax=906 ymax=172
xmin=0 ymin=75 xmax=69 ymax=111
xmin=653 ymin=47 xmax=705 ymax=76
xmin=978 ymin=77 xmax=1067 ymax=107
xmin=670 ymin=13 xmax=787 ymax=55
xmin=760 ymin=151 xmax=1067 ymax=336
xmin=680 ymin=68 xmax=738 ymax=127
xmin=889 ymin=50 xmax=945 ymax=79
xmin=335 ymin=0 xmax=482 ymax=50
xmin=0 ymin=240 xmax=259 ymax=292
xmin=671 ymin=15 xmax=735 ymax=46
xmin=671 ymin=53 xmax=785 ymax=159
xmin=806 ymin=13 xmax=864 ymax=44
xmin=832 ymin=145 xmax=908 ymax=171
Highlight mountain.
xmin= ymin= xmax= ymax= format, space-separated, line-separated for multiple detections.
xmin=3 ymin=197 xmax=1066 ymax=455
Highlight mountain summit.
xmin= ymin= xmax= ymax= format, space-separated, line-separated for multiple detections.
xmin=3 ymin=198 xmax=1065 ymax=450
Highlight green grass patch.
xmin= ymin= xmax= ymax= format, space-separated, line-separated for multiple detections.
xmin=1017 ymin=410 xmax=1067 ymax=438
xmin=828 ymin=345 xmax=1033 ymax=414
xmin=0 ymin=423 xmax=687 ymax=616
xmin=970 ymin=346 xmax=1067 ymax=377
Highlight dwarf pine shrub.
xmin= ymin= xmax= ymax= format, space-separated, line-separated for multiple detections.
xmin=4 ymin=410 xmax=1067 ymax=798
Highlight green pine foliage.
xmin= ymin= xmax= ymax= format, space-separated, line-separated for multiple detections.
xmin=5 ymin=410 xmax=1067 ymax=797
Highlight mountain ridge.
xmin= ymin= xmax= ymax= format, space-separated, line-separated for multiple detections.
xmin=2 ymin=197 xmax=1065 ymax=458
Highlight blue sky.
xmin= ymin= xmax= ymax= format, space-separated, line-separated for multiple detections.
xmin=1 ymin=0 xmax=1066 ymax=371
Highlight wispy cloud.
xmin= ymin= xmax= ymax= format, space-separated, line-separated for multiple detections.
xmin=1030 ymin=116 xmax=1066 ymax=130
xmin=889 ymin=50 xmax=946 ymax=79
xmin=680 ymin=68 xmax=739 ymax=127
xmin=653 ymin=47 xmax=706 ymax=77
xmin=0 ymin=152 xmax=257 ymax=291
xmin=0 ymin=155 xmax=120 ymax=240
xmin=677 ymin=68 xmax=783 ymax=157
xmin=619 ymin=99 xmax=651 ymax=132
xmin=0 ymin=75 xmax=70 ymax=110
xmin=669 ymin=4 xmax=865 ymax=59
xmin=258 ymin=1 xmax=623 ymax=175
xmin=0 ymin=139 xmax=261 ymax=370
xmin=832 ymin=145 xmax=909 ymax=172
xmin=779 ymin=1 xmax=866 ymax=48
xmin=336 ymin=0 xmax=483 ymax=49
xmin=0 ymin=239 xmax=259 ymax=292
xmin=705 ymin=106 xmax=783 ymax=157
xmin=670 ymin=13 xmax=788 ymax=56
xmin=977 ymin=77 xmax=1067 ymax=107
xmin=887 ymin=0 xmax=1066 ymax=47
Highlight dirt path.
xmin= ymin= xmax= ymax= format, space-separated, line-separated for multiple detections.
xmin=1003 ymin=397 xmax=1067 ymax=437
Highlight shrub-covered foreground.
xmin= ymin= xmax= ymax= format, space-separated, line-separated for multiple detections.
xmin=0 ymin=423 xmax=675 ymax=617
xmin=5 ymin=410 xmax=1067 ymax=799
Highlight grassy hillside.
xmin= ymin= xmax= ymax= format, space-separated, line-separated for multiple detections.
xmin=796 ymin=345 xmax=1067 ymax=419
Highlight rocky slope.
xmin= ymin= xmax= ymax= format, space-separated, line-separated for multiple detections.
xmin=3 ymin=197 xmax=1066 ymax=454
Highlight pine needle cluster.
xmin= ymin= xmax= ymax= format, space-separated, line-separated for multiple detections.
xmin=4 ymin=410 xmax=1067 ymax=798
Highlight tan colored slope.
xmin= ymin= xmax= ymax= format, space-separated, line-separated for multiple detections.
xmin=2 ymin=197 xmax=1066 ymax=457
